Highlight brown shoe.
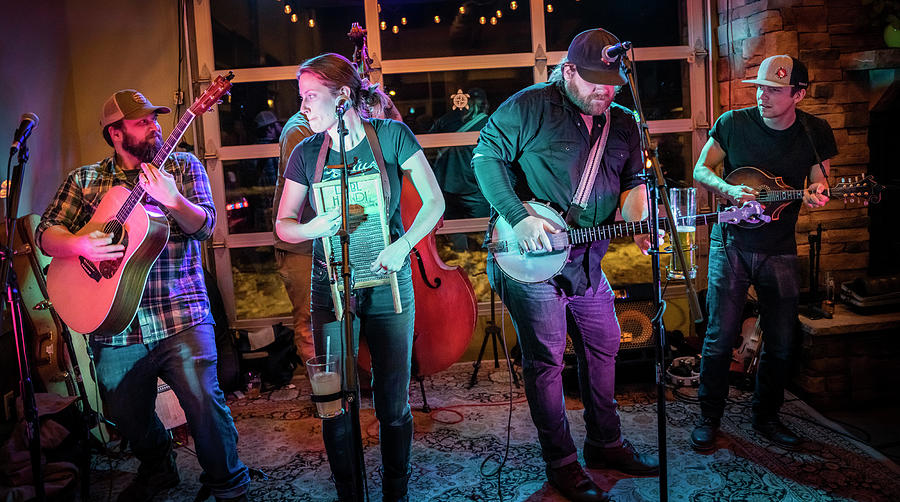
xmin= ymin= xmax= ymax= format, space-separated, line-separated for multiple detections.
xmin=584 ymin=439 xmax=659 ymax=476
xmin=546 ymin=461 xmax=610 ymax=502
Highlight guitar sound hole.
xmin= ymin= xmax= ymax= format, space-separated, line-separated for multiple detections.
xmin=98 ymin=230 xmax=129 ymax=279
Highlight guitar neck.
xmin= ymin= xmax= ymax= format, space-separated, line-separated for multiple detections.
xmin=114 ymin=110 xmax=197 ymax=225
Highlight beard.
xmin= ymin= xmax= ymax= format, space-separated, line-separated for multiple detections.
xmin=122 ymin=129 xmax=163 ymax=163
xmin=564 ymin=78 xmax=614 ymax=116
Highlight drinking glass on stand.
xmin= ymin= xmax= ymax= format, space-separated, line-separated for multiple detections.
xmin=307 ymin=355 xmax=344 ymax=419
xmin=666 ymin=187 xmax=697 ymax=280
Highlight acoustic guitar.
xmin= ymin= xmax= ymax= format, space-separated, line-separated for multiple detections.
xmin=724 ymin=166 xmax=882 ymax=229
xmin=487 ymin=200 xmax=768 ymax=284
xmin=46 ymin=72 xmax=234 ymax=335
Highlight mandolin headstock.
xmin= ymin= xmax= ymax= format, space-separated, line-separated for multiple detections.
xmin=831 ymin=175 xmax=883 ymax=206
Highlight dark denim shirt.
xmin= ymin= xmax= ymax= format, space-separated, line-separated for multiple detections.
xmin=472 ymin=81 xmax=645 ymax=294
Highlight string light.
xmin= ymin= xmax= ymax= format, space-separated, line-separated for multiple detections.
xmin=459 ymin=5 xmax=466 ymax=14
xmin=546 ymin=4 xmax=553 ymax=13
xmin=308 ymin=18 xmax=315 ymax=28
xmin=392 ymin=25 xmax=399 ymax=34
xmin=490 ymin=16 xmax=498 ymax=25
xmin=401 ymin=17 xmax=407 ymax=25
xmin=388 ymin=90 xmax=396 ymax=96
xmin=510 ymin=1 xmax=518 ymax=10
xmin=290 ymin=13 xmax=298 ymax=22
xmin=284 ymin=4 xmax=291 ymax=14
xmin=434 ymin=15 xmax=441 ymax=23
xmin=267 ymin=99 xmax=275 ymax=108
xmin=496 ymin=10 xmax=503 ymax=18
xmin=479 ymin=16 xmax=486 ymax=24
xmin=380 ymin=20 xmax=387 ymax=30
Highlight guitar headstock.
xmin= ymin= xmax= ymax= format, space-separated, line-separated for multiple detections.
xmin=832 ymin=175 xmax=883 ymax=205
xmin=189 ymin=71 xmax=235 ymax=115
xmin=719 ymin=201 xmax=771 ymax=225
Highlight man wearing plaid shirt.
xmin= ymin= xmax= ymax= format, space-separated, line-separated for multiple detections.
xmin=36 ymin=90 xmax=249 ymax=502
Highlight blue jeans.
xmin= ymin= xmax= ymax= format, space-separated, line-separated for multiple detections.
xmin=698 ymin=242 xmax=800 ymax=421
xmin=311 ymin=260 xmax=415 ymax=492
xmin=90 ymin=318 xmax=250 ymax=498
xmin=488 ymin=258 xmax=622 ymax=468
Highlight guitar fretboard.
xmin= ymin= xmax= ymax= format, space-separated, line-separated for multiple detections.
xmin=113 ymin=110 xmax=197 ymax=225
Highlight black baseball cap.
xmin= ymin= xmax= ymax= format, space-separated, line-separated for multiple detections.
xmin=567 ymin=28 xmax=628 ymax=86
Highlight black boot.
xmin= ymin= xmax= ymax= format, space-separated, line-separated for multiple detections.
xmin=323 ymin=413 xmax=363 ymax=501
xmin=380 ymin=418 xmax=413 ymax=502
xmin=118 ymin=440 xmax=180 ymax=502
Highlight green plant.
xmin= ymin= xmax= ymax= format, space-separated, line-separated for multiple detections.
xmin=862 ymin=0 xmax=900 ymax=29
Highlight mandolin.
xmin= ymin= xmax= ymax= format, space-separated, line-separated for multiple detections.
xmin=46 ymin=73 xmax=234 ymax=335
xmin=724 ymin=166 xmax=882 ymax=229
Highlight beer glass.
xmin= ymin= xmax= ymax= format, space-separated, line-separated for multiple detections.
xmin=306 ymin=355 xmax=343 ymax=419
xmin=667 ymin=187 xmax=697 ymax=280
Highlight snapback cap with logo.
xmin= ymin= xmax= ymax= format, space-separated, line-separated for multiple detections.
xmin=567 ymin=28 xmax=628 ymax=86
xmin=100 ymin=90 xmax=170 ymax=145
xmin=742 ymin=55 xmax=809 ymax=89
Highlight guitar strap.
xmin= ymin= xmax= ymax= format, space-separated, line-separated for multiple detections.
xmin=566 ymin=108 xmax=611 ymax=226
xmin=311 ymin=119 xmax=391 ymax=212
xmin=797 ymin=113 xmax=831 ymax=192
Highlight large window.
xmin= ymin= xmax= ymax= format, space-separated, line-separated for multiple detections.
xmin=189 ymin=0 xmax=711 ymax=326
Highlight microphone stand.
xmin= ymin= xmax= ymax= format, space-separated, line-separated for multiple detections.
xmin=2 ymin=140 xmax=45 ymax=501
xmin=334 ymin=105 xmax=367 ymax=502
xmin=623 ymin=53 xmax=703 ymax=502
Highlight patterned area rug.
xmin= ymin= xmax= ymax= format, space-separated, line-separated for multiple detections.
xmin=89 ymin=362 xmax=900 ymax=501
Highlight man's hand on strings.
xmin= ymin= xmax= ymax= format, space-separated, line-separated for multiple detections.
xmin=634 ymin=230 xmax=666 ymax=256
xmin=139 ymin=163 xmax=181 ymax=208
xmin=79 ymin=230 xmax=125 ymax=261
xmin=513 ymin=216 xmax=560 ymax=254
xmin=803 ymin=182 xmax=829 ymax=208
xmin=724 ymin=184 xmax=757 ymax=206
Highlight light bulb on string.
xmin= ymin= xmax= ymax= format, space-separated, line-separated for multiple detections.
xmin=496 ymin=10 xmax=503 ymax=18
xmin=284 ymin=4 xmax=291 ymax=14
xmin=392 ymin=25 xmax=399 ymax=34
xmin=510 ymin=1 xmax=518 ymax=10
xmin=490 ymin=16 xmax=497 ymax=25
xmin=308 ymin=18 xmax=315 ymax=28
xmin=546 ymin=4 xmax=553 ymax=13
xmin=290 ymin=13 xmax=298 ymax=23
xmin=434 ymin=15 xmax=441 ymax=23
xmin=401 ymin=17 xmax=407 ymax=25
xmin=479 ymin=16 xmax=486 ymax=24
xmin=459 ymin=5 xmax=466 ymax=14
xmin=380 ymin=20 xmax=387 ymax=30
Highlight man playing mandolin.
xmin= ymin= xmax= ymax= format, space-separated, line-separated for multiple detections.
xmin=690 ymin=55 xmax=837 ymax=452
xmin=36 ymin=90 xmax=250 ymax=501
xmin=472 ymin=28 xmax=659 ymax=502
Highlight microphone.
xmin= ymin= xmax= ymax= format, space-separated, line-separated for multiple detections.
xmin=335 ymin=96 xmax=351 ymax=116
xmin=601 ymin=41 xmax=632 ymax=65
xmin=10 ymin=113 xmax=39 ymax=154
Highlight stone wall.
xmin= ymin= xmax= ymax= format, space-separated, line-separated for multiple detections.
xmin=713 ymin=0 xmax=886 ymax=289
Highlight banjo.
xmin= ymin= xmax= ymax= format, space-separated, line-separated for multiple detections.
xmin=486 ymin=200 xmax=768 ymax=284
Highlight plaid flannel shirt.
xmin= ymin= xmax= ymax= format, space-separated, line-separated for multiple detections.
xmin=36 ymin=152 xmax=217 ymax=346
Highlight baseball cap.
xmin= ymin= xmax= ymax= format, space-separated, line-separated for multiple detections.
xmin=101 ymin=90 xmax=171 ymax=129
xmin=742 ymin=55 xmax=809 ymax=88
xmin=567 ymin=28 xmax=628 ymax=86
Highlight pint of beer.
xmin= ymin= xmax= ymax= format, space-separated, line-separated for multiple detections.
xmin=667 ymin=188 xmax=697 ymax=280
